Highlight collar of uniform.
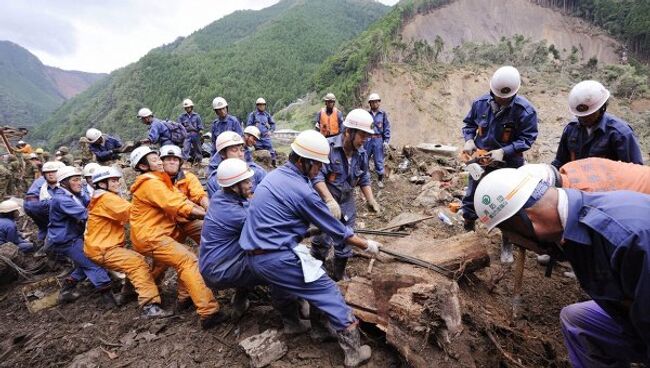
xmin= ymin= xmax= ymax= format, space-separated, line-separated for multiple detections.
xmin=330 ymin=133 xmax=366 ymax=155
xmin=55 ymin=186 xmax=78 ymax=198
xmin=593 ymin=112 xmax=608 ymax=133
xmin=561 ymin=189 xmax=592 ymax=246
xmin=285 ymin=162 xmax=310 ymax=182
xmin=369 ymin=109 xmax=383 ymax=116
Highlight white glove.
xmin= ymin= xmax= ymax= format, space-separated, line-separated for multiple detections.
xmin=489 ymin=148 xmax=505 ymax=162
xmin=364 ymin=240 xmax=381 ymax=255
xmin=326 ymin=199 xmax=342 ymax=220
xmin=463 ymin=139 xmax=477 ymax=154
xmin=367 ymin=199 xmax=381 ymax=213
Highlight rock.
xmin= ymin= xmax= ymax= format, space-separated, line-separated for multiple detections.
xmin=415 ymin=143 xmax=458 ymax=157
xmin=426 ymin=166 xmax=447 ymax=182
xmin=67 ymin=347 xmax=102 ymax=368
xmin=239 ymin=329 xmax=288 ymax=368
xmin=409 ymin=176 xmax=429 ymax=184
xmin=414 ymin=181 xmax=453 ymax=207
xmin=253 ymin=150 xmax=272 ymax=165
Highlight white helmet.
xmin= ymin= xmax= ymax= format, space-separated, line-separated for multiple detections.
xmin=215 ymin=131 xmax=244 ymax=153
xmin=130 ymin=146 xmax=155 ymax=169
xmin=244 ymin=126 xmax=261 ymax=140
xmin=323 ymin=93 xmax=336 ymax=101
xmin=202 ymin=132 xmax=212 ymax=138
xmin=291 ymin=130 xmax=330 ymax=164
xmin=17 ymin=140 xmax=26 ymax=145
xmin=28 ymin=153 xmax=38 ymax=160
xmin=137 ymin=107 xmax=153 ymax=118
xmin=217 ymin=158 xmax=254 ymax=187
xmin=343 ymin=109 xmax=375 ymax=134
xmin=474 ymin=168 xmax=542 ymax=231
xmin=568 ymin=80 xmax=610 ymax=117
xmin=368 ymin=93 xmax=381 ymax=102
xmin=517 ymin=164 xmax=558 ymax=187
xmin=159 ymin=145 xmax=183 ymax=160
xmin=92 ymin=166 xmax=122 ymax=184
xmin=85 ymin=128 xmax=102 ymax=143
xmin=56 ymin=166 xmax=83 ymax=183
xmin=256 ymin=97 xmax=266 ymax=105
xmin=182 ymin=99 xmax=194 ymax=108
xmin=42 ymin=161 xmax=65 ymax=173
xmin=83 ymin=162 xmax=101 ymax=177
xmin=212 ymin=97 xmax=228 ymax=110
xmin=490 ymin=66 xmax=521 ymax=99
xmin=0 ymin=199 xmax=21 ymax=214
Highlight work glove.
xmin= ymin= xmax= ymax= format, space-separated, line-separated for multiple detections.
xmin=489 ymin=148 xmax=505 ymax=162
xmin=463 ymin=139 xmax=477 ymax=154
xmin=383 ymin=142 xmax=390 ymax=153
xmin=366 ymin=199 xmax=381 ymax=213
xmin=364 ymin=240 xmax=381 ymax=256
xmin=325 ymin=199 xmax=342 ymax=220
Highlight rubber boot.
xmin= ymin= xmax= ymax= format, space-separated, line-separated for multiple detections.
xmin=309 ymin=305 xmax=336 ymax=342
xmin=230 ymin=288 xmax=250 ymax=320
xmin=58 ymin=278 xmax=81 ymax=304
xmin=463 ymin=219 xmax=475 ymax=232
xmin=99 ymin=286 xmax=118 ymax=308
xmin=142 ymin=303 xmax=173 ymax=319
xmin=114 ymin=280 xmax=137 ymax=306
xmin=201 ymin=310 xmax=229 ymax=330
xmin=332 ymin=257 xmax=350 ymax=282
xmin=377 ymin=175 xmax=384 ymax=189
xmin=176 ymin=298 xmax=195 ymax=313
xmin=278 ymin=301 xmax=310 ymax=336
xmin=336 ymin=324 xmax=372 ymax=368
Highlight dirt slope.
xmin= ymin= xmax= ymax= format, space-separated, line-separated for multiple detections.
xmin=402 ymin=0 xmax=622 ymax=63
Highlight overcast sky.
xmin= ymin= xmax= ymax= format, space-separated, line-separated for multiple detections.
xmin=0 ymin=0 xmax=399 ymax=74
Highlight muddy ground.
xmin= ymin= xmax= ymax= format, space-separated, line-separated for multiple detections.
xmin=0 ymin=150 xmax=585 ymax=368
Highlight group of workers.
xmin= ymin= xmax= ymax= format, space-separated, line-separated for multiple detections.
xmin=2 ymin=63 xmax=648 ymax=366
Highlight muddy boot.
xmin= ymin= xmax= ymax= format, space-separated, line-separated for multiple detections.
xmin=58 ymin=278 xmax=81 ymax=304
xmin=377 ymin=175 xmax=384 ymax=189
xmin=176 ymin=298 xmax=195 ymax=313
xmin=309 ymin=306 xmax=336 ymax=342
xmin=230 ymin=288 xmax=250 ymax=320
xmin=463 ymin=219 xmax=475 ymax=232
xmin=142 ymin=303 xmax=173 ymax=319
xmin=279 ymin=301 xmax=310 ymax=336
xmin=500 ymin=241 xmax=514 ymax=264
xmin=114 ymin=280 xmax=137 ymax=306
xmin=200 ymin=310 xmax=228 ymax=330
xmin=336 ymin=325 xmax=371 ymax=368
xmin=100 ymin=287 xmax=118 ymax=308
xmin=332 ymin=257 xmax=350 ymax=282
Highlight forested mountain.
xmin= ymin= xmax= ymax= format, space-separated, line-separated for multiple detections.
xmin=35 ymin=0 xmax=389 ymax=147
xmin=0 ymin=41 xmax=105 ymax=127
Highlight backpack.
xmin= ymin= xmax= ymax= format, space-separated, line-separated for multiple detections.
xmin=162 ymin=120 xmax=188 ymax=146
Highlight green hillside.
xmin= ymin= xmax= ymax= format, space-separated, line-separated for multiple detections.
xmin=35 ymin=0 xmax=389 ymax=147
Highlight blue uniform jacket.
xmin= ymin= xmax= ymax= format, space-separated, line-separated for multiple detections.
xmin=562 ymin=189 xmax=650 ymax=353
xmin=89 ymin=136 xmax=122 ymax=162
xmin=199 ymin=190 xmax=248 ymax=281
xmin=0 ymin=217 xmax=26 ymax=245
xmin=177 ymin=112 xmax=204 ymax=133
xmin=551 ymin=113 xmax=643 ymax=168
xmin=240 ymin=162 xmax=354 ymax=251
xmin=210 ymin=115 xmax=243 ymax=150
xmin=148 ymin=118 xmax=173 ymax=146
xmin=462 ymin=94 xmax=538 ymax=167
xmin=47 ymin=187 xmax=89 ymax=246
xmin=368 ymin=109 xmax=391 ymax=142
xmin=24 ymin=177 xmax=56 ymax=214
xmin=313 ymin=134 xmax=370 ymax=203
xmin=247 ymin=110 xmax=275 ymax=138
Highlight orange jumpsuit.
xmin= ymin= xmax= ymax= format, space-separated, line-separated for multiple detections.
xmin=84 ymin=190 xmax=161 ymax=306
xmin=16 ymin=144 xmax=33 ymax=154
xmin=560 ymin=158 xmax=650 ymax=193
xmin=175 ymin=170 xmax=207 ymax=207
xmin=130 ymin=171 xmax=218 ymax=318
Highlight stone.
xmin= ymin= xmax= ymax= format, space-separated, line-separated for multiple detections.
xmin=239 ymin=329 xmax=288 ymax=368
xmin=414 ymin=181 xmax=453 ymax=207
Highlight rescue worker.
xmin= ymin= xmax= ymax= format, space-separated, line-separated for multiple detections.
xmin=86 ymin=128 xmax=124 ymax=163
xmin=0 ymin=199 xmax=34 ymax=253
xmin=83 ymin=162 xmax=101 ymax=198
xmin=128 ymin=146 xmax=225 ymax=329
xmin=137 ymin=107 xmax=173 ymax=146
xmin=5 ymin=155 xmax=23 ymax=195
xmin=210 ymin=97 xmax=243 ymax=151
xmin=57 ymin=146 xmax=74 ymax=166
xmin=206 ymin=132 xmax=266 ymax=198
xmin=15 ymin=140 xmax=33 ymax=154
xmin=83 ymin=166 xmax=171 ymax=318
xmin=160 ymin=145 xmax=209 ymax=209
xmin=311 ymin=109 xmax=381 ymax=281
xmin=552 ymin=80 xmax=643 ymax=168
xmin=474 ymin=168 xmax=650 ymax=367
xmin=246 ymin=98 xmax=277 ymax=167
xmin=178 ymin=99 xmax=204 ymax=163
xmin=199 ymin=158 xmax=261 ymax=320
xmin=243 ymin=125 xmax=260 ymax=163
xmin=24 ymin=153 xmax=41 ymax=189
xmin=240 ymin=130 xmax=382 ymax=367
xmin=461 ymin=66 xmax=538 ymax=233
xmin=201 ymin=132 xmax=213 ymax=157
xmin=34 ymin=148 xmax=48 ymax=162
xmin=0 ymin=158 xmax=11 ymax=197
xmin=364 ymin=93 xmax=391 ymax=188
xmin=23 ymin=161 xmax=64 ymax=243
xmin=48 ymin=166 xmax=115 ymax=305
xmin=314 ymin=93 xmax=344 ymax=138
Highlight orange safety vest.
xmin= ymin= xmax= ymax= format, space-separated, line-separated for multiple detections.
xmin=560 ymin=158 xmax=650 ymax=194
xmin=319 ymin=108 xmax=340 ymax=137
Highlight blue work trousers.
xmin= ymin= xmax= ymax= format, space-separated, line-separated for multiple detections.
xmin=50 ymin=238 xmax=111 ymax=288
xmin=311 ymin=194 xmax=356 ymax=259
xmin=202 ymin=258 xmax=264 ymax=290
xmin=364 ymin=137 xmax=385 ymax=176
xmin=247 ymin=250 xmax=355 ymax=331
xmin=560 ymin=301 xmax=648 ymax=367
xmin=183 ymin=132 xmax=203 ymax=163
